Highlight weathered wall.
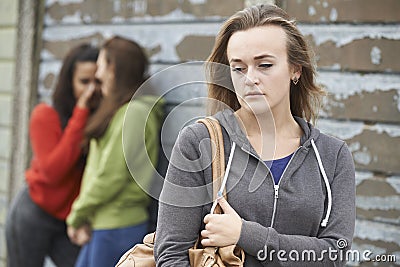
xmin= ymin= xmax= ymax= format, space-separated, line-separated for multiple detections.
xmin=282 ymin=1 xmax=400 ymax=266
xmin=0 ymin=0 xmax=42 ymax=266
xmin=0 ymin=0 xmax=19 ymax=265
xmin=6 ymin=0 xmax=400 ymax=266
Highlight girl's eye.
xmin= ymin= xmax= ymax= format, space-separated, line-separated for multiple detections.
xmin=80 ymin=79 xmax=90 ymax=84
xmin=259 ymin=63 xmax=273 ymax=69
xmin=231 ymin=67 xmax=245 ymax=72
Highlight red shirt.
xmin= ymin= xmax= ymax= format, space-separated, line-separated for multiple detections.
xmin=25 ymin=103 xmax=89 ymax=220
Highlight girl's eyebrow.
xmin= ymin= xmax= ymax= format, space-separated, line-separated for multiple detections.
xmin=229 ymin=54 xmax=276 ymax=63
xmin=254 ymin=54 xmax=276 ymax=60
xmin=229 ymin=58 xmax=243 ymax=63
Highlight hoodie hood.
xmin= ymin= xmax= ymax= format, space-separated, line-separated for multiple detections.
xmin=213 ymin=109 xmax=320 ymax=154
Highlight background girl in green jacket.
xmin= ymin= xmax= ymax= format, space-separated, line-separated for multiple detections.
xmin=66 ymin=36 xmax=164 ymax=267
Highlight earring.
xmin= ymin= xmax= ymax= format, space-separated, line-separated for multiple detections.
xmin=292 ymin=77 xmax=299 ymax=85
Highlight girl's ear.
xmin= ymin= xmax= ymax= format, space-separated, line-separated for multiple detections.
xmin=291 ymin=64 xmax=302 ymax=77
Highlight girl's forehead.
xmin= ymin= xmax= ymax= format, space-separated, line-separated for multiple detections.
xmin=227 ymin=25 xmax=287 ymax=60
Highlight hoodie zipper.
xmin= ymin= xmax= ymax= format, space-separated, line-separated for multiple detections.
xmin=269 ymin=146 xmax=301 ymax=228
xmin=239 ymin=145 xmax=302 ymax=228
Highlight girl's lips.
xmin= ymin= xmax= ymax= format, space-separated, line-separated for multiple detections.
xmin=245 ymin=92 xmax=265 ymax=97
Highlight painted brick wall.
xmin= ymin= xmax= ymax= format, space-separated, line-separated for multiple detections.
xmin=18 ymin=0 xmax=400 ymax=266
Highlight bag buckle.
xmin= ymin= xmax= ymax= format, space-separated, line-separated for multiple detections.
xmin=201 ymin=253 xmax=216 ymax=267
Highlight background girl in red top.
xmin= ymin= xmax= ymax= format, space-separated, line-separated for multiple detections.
xmin=5 ymin=43 xmax=101 ymax=267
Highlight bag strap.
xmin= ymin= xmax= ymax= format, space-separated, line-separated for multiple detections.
xmin=197 ymin=117 xmax=226 ymax=215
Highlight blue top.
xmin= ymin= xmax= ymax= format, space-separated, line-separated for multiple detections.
xmin=265 ymin=153 xmax=293 ymax=185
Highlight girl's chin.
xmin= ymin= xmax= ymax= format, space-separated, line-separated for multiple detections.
xmin=239 ymin=99 xmax=273 ymax=116
xmin=242 ymin=105 xmax=273 ymax=117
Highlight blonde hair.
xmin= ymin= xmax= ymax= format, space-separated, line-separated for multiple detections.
xmin=206 ymin=4 xmax=325 ymax=123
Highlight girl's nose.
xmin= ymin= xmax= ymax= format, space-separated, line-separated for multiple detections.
xmin=244 ymin=68 xmax=260 ymax=86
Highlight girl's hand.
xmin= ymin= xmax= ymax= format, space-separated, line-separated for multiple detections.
xmin=76 ymin=84 xmax=96 ymax=109
xmin=201 ymin=197 xmax=242 ymax=247
xmin=67 ymin=224 xmax=92 ymax=246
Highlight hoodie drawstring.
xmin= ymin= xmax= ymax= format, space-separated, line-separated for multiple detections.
xmin=210 ymin=142 xmax=236 ymax=214
xmin=218 ymin=142 xmax=236 ymax=196
xmin=311 ymin=139 xmax=332 ymax=227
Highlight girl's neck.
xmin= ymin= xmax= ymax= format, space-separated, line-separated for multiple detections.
xmin=234 ymin=107 xmax=303 ymax=160
xmin=235 ymin=107 xmax=300 ymax=138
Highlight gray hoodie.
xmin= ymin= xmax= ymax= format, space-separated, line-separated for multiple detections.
xmin=154 ymin=109 xmax=355 ymax=266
